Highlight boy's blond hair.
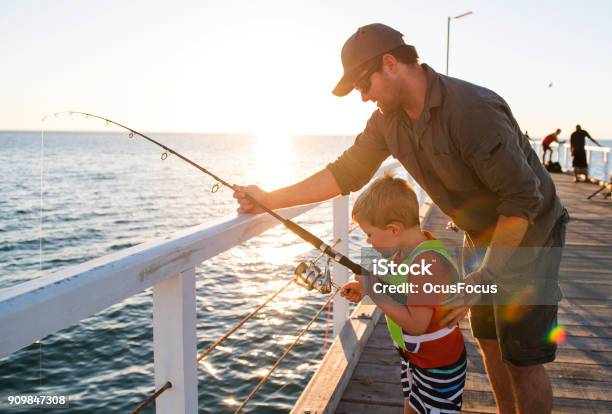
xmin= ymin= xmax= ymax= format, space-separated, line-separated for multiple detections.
xmin=352 ymin=170 xmax=420 ymax=229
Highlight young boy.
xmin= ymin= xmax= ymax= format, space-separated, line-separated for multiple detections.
xmin=340 ymin=172 xmax=466 ymax=414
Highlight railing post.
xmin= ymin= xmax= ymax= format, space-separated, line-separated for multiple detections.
xmin=603 ymin=151 xmax=609 ymax=181
xmin=587 ymin=149 xmax=592 ymax=165
xmin=564 ymin=144 xmax=569 ymax=168
xmin=332 ymin=196 xmax=350 ymax=337
xmin=153 ymin=267 xmax=198 ymax=413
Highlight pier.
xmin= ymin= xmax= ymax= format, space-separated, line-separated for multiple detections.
xmin=0 ymin=143 xmax=609 ymax=413
xmin=293 ymin=172 xmax=611 ymax=414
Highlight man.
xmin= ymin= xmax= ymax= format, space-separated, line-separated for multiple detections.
xmin=234 ymin=23 xmax=568 ymax=413
xmin=570 ymin=124 xmax=602 ymax=182
xmin=541 ymin=128 xmax=564 ymax=164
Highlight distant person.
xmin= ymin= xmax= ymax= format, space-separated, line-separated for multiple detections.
xmin=525 ymin=130 xmax=534 ymax=141
xmin=541 ymin=128 xmax=564 ymax=164
xmin=570 ymin=124 xmax=602 ymax=182
xmin=340 ymin=172 xmax=466 ymax=414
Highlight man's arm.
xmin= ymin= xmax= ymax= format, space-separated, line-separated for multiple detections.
xmin=439 ymin=102 xmax=542 ymax=326
xmin=586 ymin=132 xmax=603 ymax=147
xmin=233 ymin=168 xmax=342 ymax=213
xmin=480 ymin=215 xmax=529 ymax=273
xmin=439 ymin=215 xmax=529 ymax=327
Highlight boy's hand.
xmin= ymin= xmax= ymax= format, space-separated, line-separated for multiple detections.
xmin=340 ymin=281 xmax=363 ymax=303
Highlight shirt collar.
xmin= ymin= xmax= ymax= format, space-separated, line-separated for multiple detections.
xmin=405 ymin=64 xmax=443 ymax=147
xmin=422 ymin=63 xmax=443 ymax=117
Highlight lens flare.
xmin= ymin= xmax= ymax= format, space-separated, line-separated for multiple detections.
xmin=547 ymin=324 xmax=567 ymax=344
xmin=501 ymin=287 xmax=536 ymax=322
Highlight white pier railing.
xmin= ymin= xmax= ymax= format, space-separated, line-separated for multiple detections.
xmin=0 ymin=161 xmax=403 ymax=413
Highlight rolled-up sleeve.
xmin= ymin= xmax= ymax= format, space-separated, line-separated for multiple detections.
xmin=458 ymin=103 xmax=543 ymax=222
xmin=326 ymin=112 xmax=390 ymax=195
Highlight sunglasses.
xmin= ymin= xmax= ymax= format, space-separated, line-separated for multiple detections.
xmin=353 ymin=59 xmax=382 ymax=94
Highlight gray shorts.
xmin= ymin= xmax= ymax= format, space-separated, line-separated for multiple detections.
xmin=465 ymin=209 xmax=569 ymax=366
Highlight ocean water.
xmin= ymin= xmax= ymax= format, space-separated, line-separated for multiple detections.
xmin=0 ymin=130 xmax=610 ymax=413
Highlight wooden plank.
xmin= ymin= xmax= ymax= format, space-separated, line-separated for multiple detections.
xmin=464 ymin=372 xmax=612 ymax=402
xmin=556 ymin=306 xmax=612 ymax=322
xmin=336 ymin=400 xmax=490 ymax=414
xmin=350 ymin=363 xmax=612 ymax=401
xmin=335 ymin=401 xmax=403 ymax=414
xmin=340 ymin=379 xmax=612 ymax=413
xmin=554 ymin=311 xmax=611 ymax=328
xmin=463 ymin=389 xmax=612 ymax=414
xmin=340 ymin=378 xmax=403 ymax=406
xmin=557 ymin=289 xmax=612 ymax=303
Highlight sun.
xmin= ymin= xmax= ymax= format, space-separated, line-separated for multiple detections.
xmin=251 ymin=127 xmax=296 ymax=189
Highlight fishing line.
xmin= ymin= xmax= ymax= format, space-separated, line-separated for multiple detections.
xmin=234 ymin=290 xmax=338 ymax=414
xmin=38 ymin=127 xmax=45 ymax=388
xmin=45 ymin=111 xmax=371 ymax=278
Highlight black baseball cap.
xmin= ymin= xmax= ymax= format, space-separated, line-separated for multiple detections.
xmin=332 ymin=23 xmax=406 ymax=97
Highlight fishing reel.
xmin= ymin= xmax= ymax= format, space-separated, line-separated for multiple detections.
xmin=294 ymin=258 xmax=333 ymax=294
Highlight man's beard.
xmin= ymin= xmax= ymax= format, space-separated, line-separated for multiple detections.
xmin=376 ymin=94 xmax=403 ymax=114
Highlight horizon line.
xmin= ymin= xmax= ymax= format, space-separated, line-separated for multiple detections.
xmin=0 ymin=128 xmax=358 ymax=137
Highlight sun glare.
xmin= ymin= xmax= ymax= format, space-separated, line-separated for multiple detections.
xmin=252 ymin=129 xmax=296 ymax=189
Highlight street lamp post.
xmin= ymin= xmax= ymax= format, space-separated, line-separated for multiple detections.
xmin=446 ymin=11 xmax=473 ymax=75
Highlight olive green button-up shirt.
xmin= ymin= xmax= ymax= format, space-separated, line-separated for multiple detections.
xmin=326 ymin=64 xmax=564 ymax=247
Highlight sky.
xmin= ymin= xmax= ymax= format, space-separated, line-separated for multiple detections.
xmin=1 ymin=0 xmax=611 ymax=138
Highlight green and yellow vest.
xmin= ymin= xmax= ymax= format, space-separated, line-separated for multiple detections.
xmin=384 ymin=239 xmax=460 ymax=351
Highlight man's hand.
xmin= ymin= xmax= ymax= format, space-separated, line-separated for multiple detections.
xmin=232 ymin=169 xmax=342 ymax=214
xmin=438 ymin=294 xmax=480 ymax=328
xmin=439 ymin=214 xmax=528 ymax=328
xmin=232 ymin=184 xmax=270 ymax=214
xmin=340 ymin=281 xmax=363 ymax=303
xmin=438 ymin=271 xmax=488 ymax=327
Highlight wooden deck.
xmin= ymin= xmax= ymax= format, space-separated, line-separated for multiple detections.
xmin=298 ymin=173 xmax=612 ymax=414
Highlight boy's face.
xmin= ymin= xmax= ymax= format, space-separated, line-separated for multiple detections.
xmin=357 ymin=220 xmax=402 ymax=253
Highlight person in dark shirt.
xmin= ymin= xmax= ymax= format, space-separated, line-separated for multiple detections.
xmin=233 ymin=23 xmax=568 ymax=413
xmin=570 ymin=124 xmax=602 ymax=182
xmin=541 ymin=128 xmax=564 ymax=164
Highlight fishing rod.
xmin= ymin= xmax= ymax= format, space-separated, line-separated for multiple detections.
xmin=45 ymin=111 xmax=370 ymax=277
xmin=587 ymin=182 xmax=611 ymax=200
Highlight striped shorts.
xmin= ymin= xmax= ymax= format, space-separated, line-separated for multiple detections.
xmin=400 ymin=350 xmax=467 ymax=414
